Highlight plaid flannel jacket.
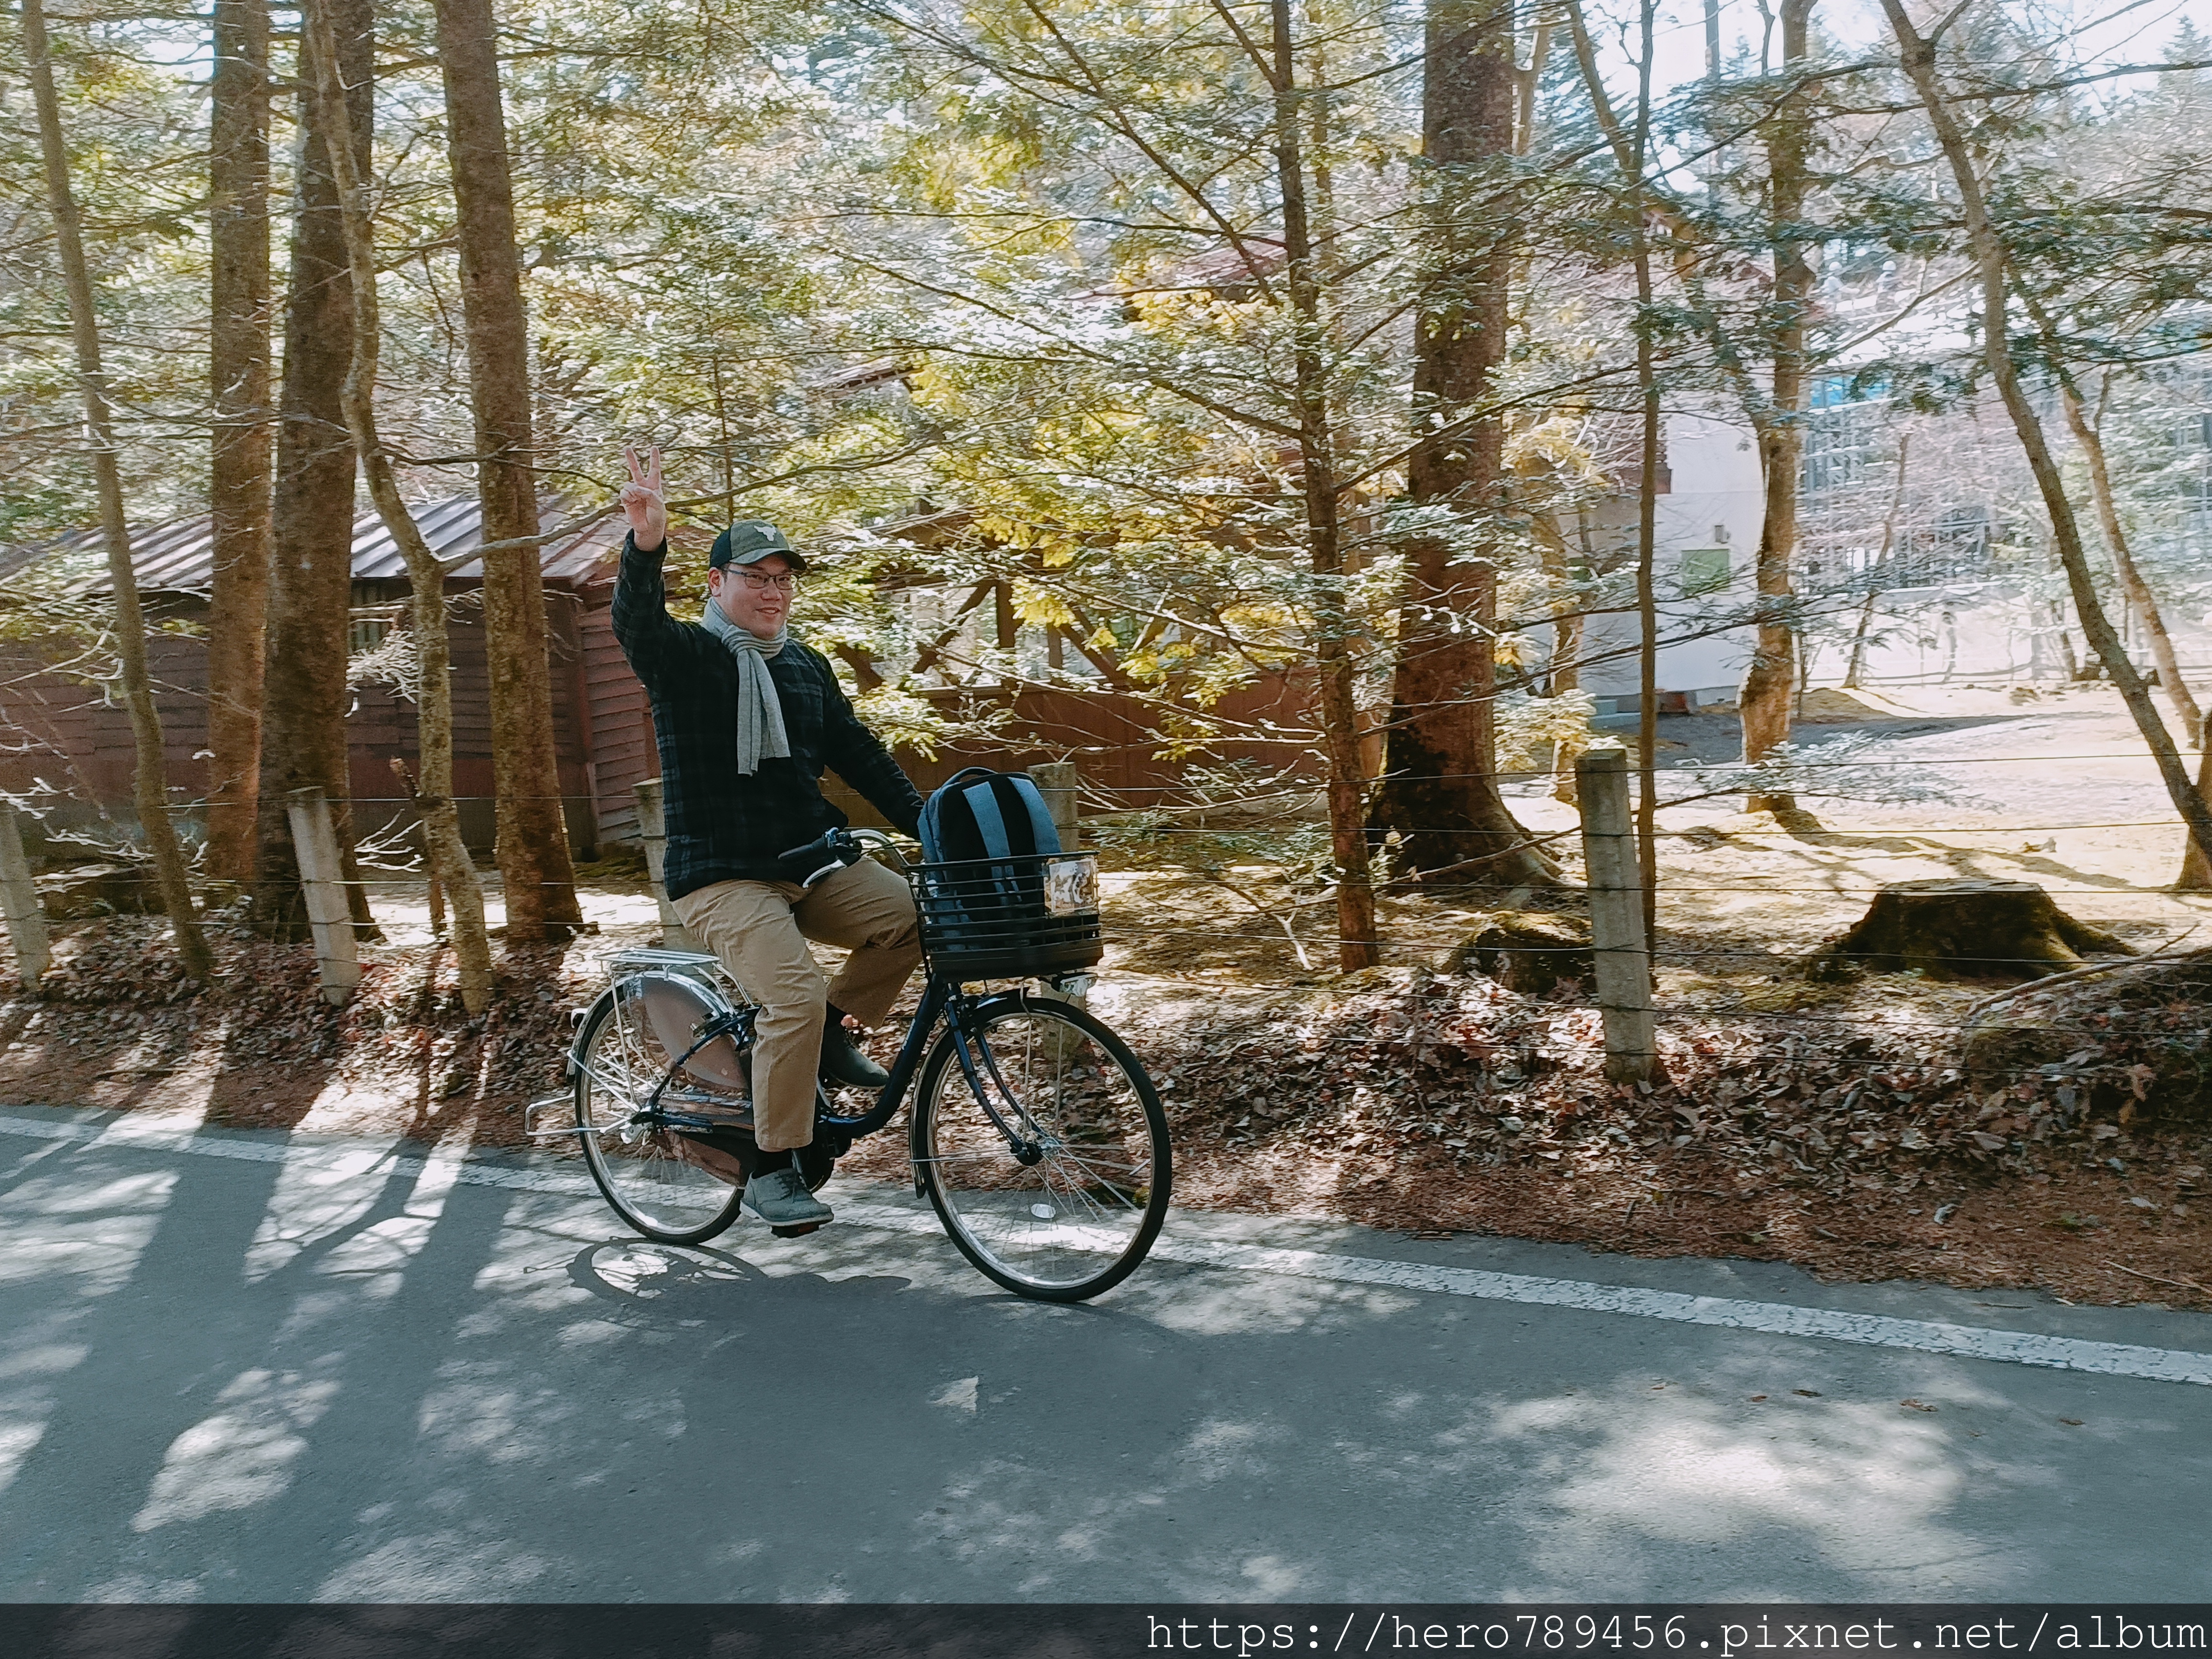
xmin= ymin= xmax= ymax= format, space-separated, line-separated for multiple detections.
xmin=610 ymin=534 xmax=925 ymax=900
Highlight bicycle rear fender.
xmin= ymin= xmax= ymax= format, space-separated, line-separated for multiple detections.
xmin=564 ymin=989 xmax=613 ymax=1080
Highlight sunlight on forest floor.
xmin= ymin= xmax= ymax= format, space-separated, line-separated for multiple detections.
xmin=6 ymin=682 xmax=2208 ymax=1310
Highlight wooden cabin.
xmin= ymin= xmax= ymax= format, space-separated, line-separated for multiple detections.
xmin=0 ymin=498 xmax=651 ymax=858
xmin=0 ymin=494 xmax=1333 ymax=861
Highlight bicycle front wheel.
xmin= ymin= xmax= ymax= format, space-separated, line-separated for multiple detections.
xmin=574 ymin=992 xmax=747 ymax=1246
xmin=911 ymin=994 xmax=1171 ymax=1301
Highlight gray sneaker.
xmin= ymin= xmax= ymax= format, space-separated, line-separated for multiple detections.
xmin=743 ymin=1166 xmax=832 ymax=1228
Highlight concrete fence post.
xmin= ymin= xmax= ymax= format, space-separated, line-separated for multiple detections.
xmin=0 ymin=805 xmax=51 ymax=987
xmin=1576 ymin=750 xmax=1658 ymax=1084
xmin=285 ymin=786 xmax=362 ymax=1006
xmin=1026 ymin=762 xmax=1082 ymax=847
xmin=633 ymin=779 xmax=701 ymax=951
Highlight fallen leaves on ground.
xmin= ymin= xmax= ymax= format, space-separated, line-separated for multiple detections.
xmin=4 ymin=916 xmax=2207 ymax=1310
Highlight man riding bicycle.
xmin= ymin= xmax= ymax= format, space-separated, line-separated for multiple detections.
xmin=610 ymin=445 xmax=926 ymax=1232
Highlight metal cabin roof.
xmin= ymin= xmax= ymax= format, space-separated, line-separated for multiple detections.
xmin=8 ymin=495 xmax=628 ymax=599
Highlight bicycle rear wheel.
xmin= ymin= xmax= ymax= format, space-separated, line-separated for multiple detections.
xmin=911 ymin=993 xmax=1170 ymax=1301
xmin=574 ymin=991 xmax=747 ymax=1246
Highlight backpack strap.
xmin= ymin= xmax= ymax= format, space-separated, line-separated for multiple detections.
xmin=1007 ymin=775 xmax=1062 ymax=856
xmin=961 ymin=781 xmax=1011 ymax=860
xmin=921 ymin=769 xmax=1064 ymax=863
xmin=919 ymin=767 xmax=997 ymax=862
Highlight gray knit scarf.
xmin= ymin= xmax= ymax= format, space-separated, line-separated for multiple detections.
xmin=700 ymin=597 xmax=791 ymax=775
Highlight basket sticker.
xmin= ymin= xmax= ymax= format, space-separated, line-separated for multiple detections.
xmin=1044 ymin=855 xmax=1099 ymax=918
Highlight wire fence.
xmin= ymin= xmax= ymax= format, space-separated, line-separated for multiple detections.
xmin=16 ymin=747 xmax=2212 ymax=1045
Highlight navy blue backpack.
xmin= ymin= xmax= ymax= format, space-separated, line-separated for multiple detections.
xmin=914 ymin=768 xmax=1100 ymax=977
xmin=918 ymin=767 xmax=1063 ymax=865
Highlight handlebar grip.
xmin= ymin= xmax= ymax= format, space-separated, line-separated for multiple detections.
xmin=778 ymin=829 xmax=864 ymax=889
xmin=776 ymin=830 xmax=852 ymax=862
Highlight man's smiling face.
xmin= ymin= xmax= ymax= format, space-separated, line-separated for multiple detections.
xmin=709 ymin=553 xmax=795 ymax=639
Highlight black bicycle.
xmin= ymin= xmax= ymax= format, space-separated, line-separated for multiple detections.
xmin=528 ymin=828 xmax=1171 ymax=1302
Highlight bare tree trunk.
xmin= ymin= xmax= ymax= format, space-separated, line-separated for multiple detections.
xmin=2179 ymin=713 xmax=2212 ymax=890
xmin=254 ymin=0 xmax=373 ymax=939
xmin=2048 ymin=595 xmax=2081 ymax=681
xmin=1515 ymin=15 xmax=1565 ymax=810
xmin=1841 ymin=593 xmax=1877 ymax=688
xmin=1271 ymin=0 xmax=1377 ymax=970
xmin=1515 ymin=22 xmax=1552 ymax=157
xmin=204 ymin=0 xmax=271 ymax=886
xmin=2006 ymin=288 xmax=2201 ymax=731
xmin=1843 ymin=432 xmax=1908 ymax=688
xmin=1633 ymin=276 xmax=1662 ymax=939
xmin=1369 ymin=0 xmax=1549 ymax=888
xmin=1532 ymin=510 xmax=1586 ymax=803
xmin=432 ymin=0 xmax=581 ymax=941
xmin=2060 ymin=376 xmax=2202 ymax=742
xmin=1880 ymin=0 xmax=2212 ymax=872
xmin=1630 ymin=0 xmax=1661 ymax=943
xmin=302 ymin=0 xmax=494 ymax=1012
xmin=1739 ymin=0 xmax=1814 ymax=813
xmin=22 ymin=0 xmax=212 ymax=982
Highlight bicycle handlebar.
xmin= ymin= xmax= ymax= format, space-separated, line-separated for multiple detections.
xmin=841 ymin=826 xmax=915 ymax=874
xmin=776 ymin=825 xmax=917 ymax=885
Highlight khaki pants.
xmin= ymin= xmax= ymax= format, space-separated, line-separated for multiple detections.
xmin=673 ymin=858 xmax=921 ymax=1151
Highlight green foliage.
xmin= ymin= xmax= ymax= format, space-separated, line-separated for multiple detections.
xmin=19 ymin=0 xmax=2212 ymax=818
xmin=0 ymin=8 xmax=210 ymax=538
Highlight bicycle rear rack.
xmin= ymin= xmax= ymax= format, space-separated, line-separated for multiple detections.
xmin=523 ymin=1095 xmax=583 ymax=1138
xmin=608 ymin=947 xmax=722 ymax=974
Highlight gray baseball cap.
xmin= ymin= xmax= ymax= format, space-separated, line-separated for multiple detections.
xmin=709 ymin=520 xmax=808 ymax=573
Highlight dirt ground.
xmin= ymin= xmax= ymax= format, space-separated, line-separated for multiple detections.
xmin=5 ymin=682 xmax=2209 ymax=1310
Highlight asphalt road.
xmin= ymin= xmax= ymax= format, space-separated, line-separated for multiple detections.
xmin=2 ymin=1104 xmax=2209 ymax=1604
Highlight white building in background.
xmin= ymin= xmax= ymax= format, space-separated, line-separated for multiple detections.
xmin=1572 ymin=401 xmax=1767 ymax=715
xmin=1568 ymin=357 xmax=2212 ymax=709
xmin=1788 ymin=365 xmax=2212 ymax=688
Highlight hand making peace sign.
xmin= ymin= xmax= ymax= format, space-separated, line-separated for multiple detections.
xmin=620 ymin=444 xmax=668 ymax=552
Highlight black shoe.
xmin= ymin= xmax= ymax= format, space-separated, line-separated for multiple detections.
xmin=820 ymin=1024 xmax=891 ymax=1090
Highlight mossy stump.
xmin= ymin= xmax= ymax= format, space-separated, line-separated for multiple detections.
xmin=1803 ymin=878 xmax=2133 ymax=984
xmin=1447 ymin=913 xmax=1593 ymax=993
xmin=37 ymin=863 xmax=154 ymax=920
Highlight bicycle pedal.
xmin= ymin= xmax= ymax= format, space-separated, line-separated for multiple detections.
xmin=770 ymin=1221 xmax=826 ymax=1239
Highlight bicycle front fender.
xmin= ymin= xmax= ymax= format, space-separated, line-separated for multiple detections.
xmin=904 ymin=986 xmax=1049 ymax=1196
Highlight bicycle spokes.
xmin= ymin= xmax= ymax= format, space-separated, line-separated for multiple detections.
xmin=915 ymin=998 xmax=1169 ymax=1300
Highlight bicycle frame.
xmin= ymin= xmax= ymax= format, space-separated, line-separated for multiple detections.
xmin=819 ymin=973 xmax=1053 ymax=1155
xmin=816 ymin=826 xmax=1059 ymax=1162
xmin=544 ymin=949 xmax=1059 ymax=1173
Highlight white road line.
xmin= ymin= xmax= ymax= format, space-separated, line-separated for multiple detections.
xmin=0 ymin=1111 xmax=583 ymax=1193
xmin=4 ymin=1111 xmax=2210 ymax=1386
xmin=1138 ymin=1237 xmax=2212 ymax=1385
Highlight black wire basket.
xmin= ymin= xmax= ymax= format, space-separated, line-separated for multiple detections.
xmin=910 ymin=852 xmax=1105 ymax=980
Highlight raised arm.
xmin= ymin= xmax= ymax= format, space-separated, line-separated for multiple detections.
xmin=618 ymin=444 xmax=667 ymax=552
xmin=609 ymin=444 xmax=686 ymax=672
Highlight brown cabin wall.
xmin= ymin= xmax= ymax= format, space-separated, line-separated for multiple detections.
xmin=346 ymin=597 xmax=600 ymax=855
xmin=0 ymin=592 xmax=1321 ymax=860
xmin=577 ymin=584 xmax=655 ymax=847
xmin=0 ymin=590 xmax=611 ymax=859
xmin=821 ymin=675 xmax=1319 ymax=826
xmin=0 ymin=622 xmax=217 ymax=853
